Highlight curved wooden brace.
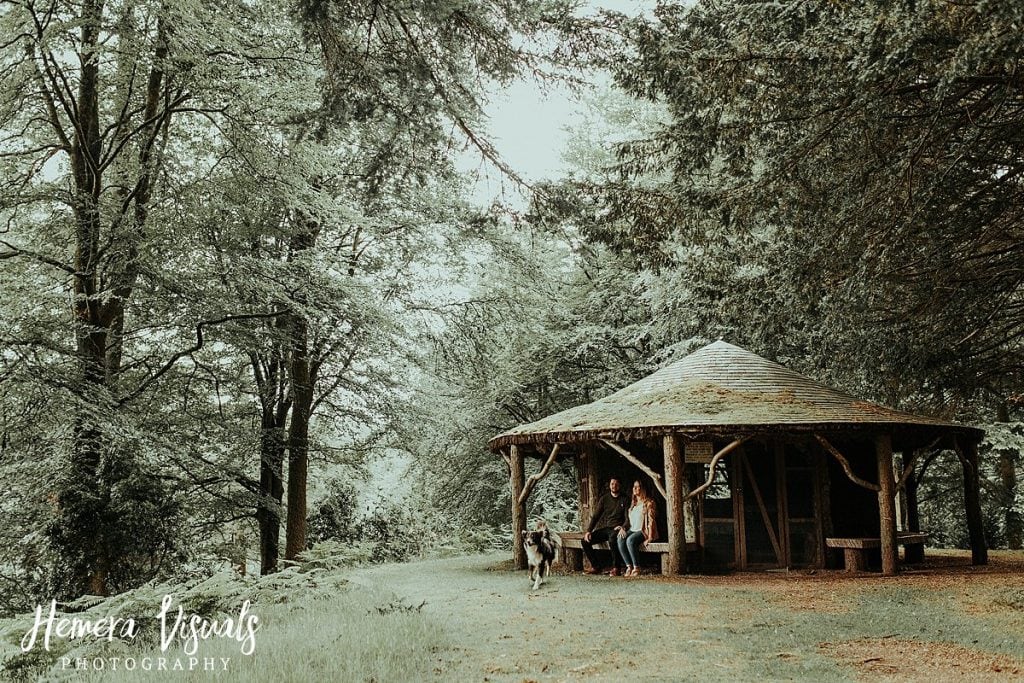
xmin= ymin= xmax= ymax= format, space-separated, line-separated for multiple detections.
xmin=814 ymin=434 xmax=881 ymax=492
xmin=518 ymin=443 xmax=561 ymax=505
xmin=599 ymin=439 xmax=668 ymax=500
xmin=683 ymin=436 xmax=750 ymax=501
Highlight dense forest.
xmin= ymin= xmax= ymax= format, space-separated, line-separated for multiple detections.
xmin=1 ymin=0 xmax=1022 ymax=612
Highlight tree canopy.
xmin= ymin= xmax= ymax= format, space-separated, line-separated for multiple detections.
xmin=1 ymin=0 xmax=1022 ymax=606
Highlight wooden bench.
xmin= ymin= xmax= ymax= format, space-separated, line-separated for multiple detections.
xmin=825 ymin=532 xmax=929 ymax=572
xmin=558 ymin=532 xmax=699 ymax=575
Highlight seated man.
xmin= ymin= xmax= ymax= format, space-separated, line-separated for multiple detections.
xmin=581 ymin=477 xmax=629 ymax=576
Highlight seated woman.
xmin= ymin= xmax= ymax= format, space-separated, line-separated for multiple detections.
xmin=617 ymin=479 xmax=659 ymax=577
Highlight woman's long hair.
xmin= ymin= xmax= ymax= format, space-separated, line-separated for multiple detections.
xmin=631 ymin=479 xmax=651 ymax=508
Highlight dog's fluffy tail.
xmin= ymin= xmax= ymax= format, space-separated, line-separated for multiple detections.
xmin=532 ymin=519 xmax=561 ymax=564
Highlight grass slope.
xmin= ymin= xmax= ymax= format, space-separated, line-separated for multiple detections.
xmin=4 ymin=549 xmax=1024 ymax=682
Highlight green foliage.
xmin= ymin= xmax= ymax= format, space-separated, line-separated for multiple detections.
xmin=360 ymin=499 xmax=506 ymax=562
xmin=398 ymin=0 xmax=1024 ymax=548
xmin=306 ymin=479 xmax=360 ymax=546
xmin=0 ymin=0 xmax=587 ymax=596
xmin=46 ymin=450 xmax=185 ymax=599
xmin=601 ymin=0 xmax=1024 ymax=407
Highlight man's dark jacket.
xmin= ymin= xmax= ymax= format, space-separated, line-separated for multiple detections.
xmin=587 ymin=491 xmax=628 ymax=532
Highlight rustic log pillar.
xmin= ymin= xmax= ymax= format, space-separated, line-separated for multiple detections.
xmin=663 ymin=434 xmax=686 ymax=574
xmin=903 ymin=455 xmax=924 ymax=564
xmin=895 ymin=453 xmax=906 ymax=532
xmin=576 ymin=451 xmax=588 ymax=530
xmin=876 ymin=434 xmax=898 ymax=576
xmin=684 ymin=466 xmax=701 ymax=544
xmin=958 ymin=437 xmax=989 ymax=566
xmin=510 ymin=445 xmax=527 ymax=570
xmin=813 ymin=448 xmax=830 ymax=567
xmin=843 ymin=548 xmax=866 ymax=573
xmin=681 ymin=465 xmax=694 ymax=545
xmin=582 ymin=442 xmax=600 ymax=529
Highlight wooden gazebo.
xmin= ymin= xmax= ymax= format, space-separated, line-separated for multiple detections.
xmin=489 ymin=341 xmax=987 ymax=576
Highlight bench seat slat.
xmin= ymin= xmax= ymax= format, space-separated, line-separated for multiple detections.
xmin=825 ymin=532 xmax=929 ymax=572
xmin=557 ymin=532 xmax=695 ymax=553
xmin=825 ymin=532 xmax=928 ymax=550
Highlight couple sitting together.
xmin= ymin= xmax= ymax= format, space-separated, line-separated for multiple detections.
xmin=582 ymin=477 xmax=658 ymax=578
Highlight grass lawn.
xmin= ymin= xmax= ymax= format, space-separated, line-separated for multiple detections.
xmin=352 ymin=549 xmax=1024 ymax=682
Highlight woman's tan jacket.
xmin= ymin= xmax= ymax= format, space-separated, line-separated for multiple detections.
xmin=625 ymin=497 xmax=659 ymax=543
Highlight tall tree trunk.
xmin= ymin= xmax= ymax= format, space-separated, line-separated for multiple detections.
xmin=284 ymin=213 xmax=319 ymax=560
xmin=510 ymin=446 xmax=526 ymax=570
xmin=252 ymin=362 xmax=288 ymax=577
xmin=285 ymin=311 xmax=313 ymax=559
xmin=252 ymin=342 xmax=289 ymax=573
xmin=52 ymin=2 xmax=170 ymax=597
xmin=957 ymin=438 xmax=989 ymax=565
xmin=62 ymin=0 xmax=110 ymax=596
xmin=257 ymin=411 xmax=287 ymax=572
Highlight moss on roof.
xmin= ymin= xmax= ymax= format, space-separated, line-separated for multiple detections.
xmin=489 ymin=341 xmax=981 ymax=450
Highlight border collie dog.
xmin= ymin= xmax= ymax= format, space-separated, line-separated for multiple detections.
xmin=522 ymin=522 xmax=558 ymax=590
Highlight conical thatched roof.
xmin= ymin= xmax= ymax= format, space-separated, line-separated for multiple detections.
xmin=489 ymin=341 xmax=981 ymax=450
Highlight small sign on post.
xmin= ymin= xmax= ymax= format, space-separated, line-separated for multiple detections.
xmin=685 ymin=441 xmax=713 ymax=464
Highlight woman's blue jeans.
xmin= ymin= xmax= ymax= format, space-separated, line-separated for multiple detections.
xmin=617 ymin=531 xmax=645 ymax=567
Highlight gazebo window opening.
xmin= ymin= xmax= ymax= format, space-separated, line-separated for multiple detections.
xmin=702 ymin=459 xmax=736 ymax=567
xmin=703 ymin=459 xmax=731 ymax=503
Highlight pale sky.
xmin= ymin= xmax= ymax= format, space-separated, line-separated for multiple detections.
xmin=460 ymin=0 xmax=658 ymax=206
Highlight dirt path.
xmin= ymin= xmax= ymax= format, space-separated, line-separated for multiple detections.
xmin=354 ymin=553 xmax=747 ymax=682
xmin=353 ymin=551 xmax=1024 ymax=682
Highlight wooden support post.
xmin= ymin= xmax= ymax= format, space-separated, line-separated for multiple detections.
xmin=663 ymin=434 xmax=686 ymax=575
xmin=684 ymin=466 xmax=700 ymax=544
xmin=814 ymin=447 xmax=830 ymax=567
xmin=895 ymin=453 xmax=906 ymax=532
xmin=957 ymin=437 xmax=989 ymax=566
xmin=876 ymin=434 xmax=898 ymax=576
xmin=681 ymin=463 xmax=694 ymax=546
xmin=843 ymin=548 xmax=866 ymax=573
xmin=510 ymin=445 xmax=527 ymax=570
xmin=902 ymin=451 xmax=924 ymax=564
xmin=775 ymin=441 xmax=790 ymax=567
xmin=905 ymin=467 xmax=921 ymax=533
xmin=582 ymin=442 xmax=599 ymax=529
xmin=576 ymin=451 xmax=588 ymax=531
